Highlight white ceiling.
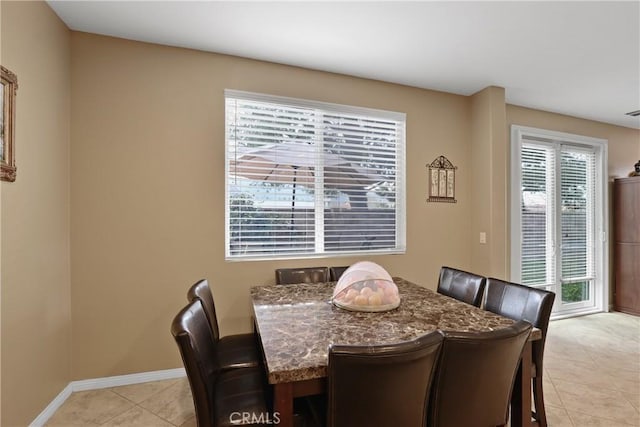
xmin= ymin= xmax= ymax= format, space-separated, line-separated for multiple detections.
xmin=48 ymin=1 xmax=640 ymax=129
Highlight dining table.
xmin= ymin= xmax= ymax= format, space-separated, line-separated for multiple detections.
xmin=250 ymin=277 xmax=541 ymax=427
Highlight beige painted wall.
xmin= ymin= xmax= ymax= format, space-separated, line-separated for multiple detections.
xmin=70 ymin=32 xmax=474 ymax=379
xmin=0 ymin=2 xmax=3 ymax=417
xmin=470 ymin=87 xmax=509 ymax=279
xmin=1 ymin=1 xmax=72 ymax=425
xmin=0 ymin=2 xmax=3 ymax=420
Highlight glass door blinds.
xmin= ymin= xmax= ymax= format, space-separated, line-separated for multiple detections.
xmin=511 ymin=126 xmax=608 ymax=317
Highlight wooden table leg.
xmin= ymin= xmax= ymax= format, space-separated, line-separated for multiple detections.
xmin=273 ymin=382 xmax=294 ymax=427
xmin=512 ymin=340 xmax=533 ymax=427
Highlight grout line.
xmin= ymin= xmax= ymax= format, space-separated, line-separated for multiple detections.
xmin=555 ymin=405 xmax=576 ymax=427
xmin=566 ymin=410 xmax=640 ymax=427
xmin=543 ymin=366 xmax=568 ymax=411
xmin=135 ymin=404 xmax=179 ymax=427
xmin=86 ymin=390 xmax=135 ymax=426
xmin=109 ymin=377 xmax=180 ymax=406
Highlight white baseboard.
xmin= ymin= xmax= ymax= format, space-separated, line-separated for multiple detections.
xmin=29 ymin=383 xmax=73 ymax=427
xmin=29 ymin=368 xmax=186 ymax=427
xmin=72 ymin=367 xmax=186 ymax=392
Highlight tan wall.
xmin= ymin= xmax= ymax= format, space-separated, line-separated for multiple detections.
xmin=506 ymin=105 xmax=640 ymax=302
xmin=0 ymin=2 xmax=3 ymax=420
xmin=470 ymin=87 xmax=508 ymax=278
xmin=70 ymin=32 xmax=473 ymax=379
xmin=0 ymin=2 xmax=3 ymax=417
xmin=1 ymin=1 xmax=72 ymax=425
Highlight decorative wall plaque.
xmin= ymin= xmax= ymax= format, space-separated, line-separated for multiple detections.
xmin=1 ymin=65 xmax=18 ymax=182
xmin=427 ymin=155 xmax=456 ymax=203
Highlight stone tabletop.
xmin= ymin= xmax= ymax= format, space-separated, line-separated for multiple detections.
xmin=251 ymin=277 xmax=541 ymax=384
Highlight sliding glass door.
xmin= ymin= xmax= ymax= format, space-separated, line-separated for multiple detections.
xmin=512 ymin=126 xmax=608 ymax=318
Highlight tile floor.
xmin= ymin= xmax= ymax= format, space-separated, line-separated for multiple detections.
xmin=45 ymin=312 xmax=640 ymax=427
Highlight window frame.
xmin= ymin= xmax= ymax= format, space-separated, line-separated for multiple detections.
xmin=510 ymin=125 xmax=609 ymax=319
xmin=224 ymin=90 xmax=407 ymax=261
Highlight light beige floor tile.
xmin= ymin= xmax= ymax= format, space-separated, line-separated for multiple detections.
xmin=596 ymin=334 xmax=637 ymax=345
xmin=553 ymin=380 xmax=640 ymax=426
xmin=604 ymin=330 xmax=639 ymax=345
xmin=45 ymin=390 xmax=134 ymax=426
xmin=546 ymin=404 xmax=574 ymax=427
xmin=547 ymin=357 xmax=620 ymax=391
xmin=600 ymin=364 xmax=640 ymax=382
xmin=568 ymin=411 xmax=640 ymax=427
xmin=101 ymin=406 xmax=174 ymax=427
xmin=596 ymin=366 xmax=640 ymax=409
xmin=110 ymin=378 xmax=180 ymax=404
xmin=138 ymin=377 xmax=195 ymax=426
xmin=619 ymin=379 xmax=640 ymax=411
xmin=542 ymin=371 xmax=564 ymax=409
xmin=545 ymin=339 xmax=595 ymax=365
xmin=45 ymin=412 xmax=100 ymax=427
xmin=179 ymin=415 xmax=197 ymax=427
xmin=545 ymin=354 xmax=597 ymax=372
xmin=588 ymin=353 xmax=640 ymax=377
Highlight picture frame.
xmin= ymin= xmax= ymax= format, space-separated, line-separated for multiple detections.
xmin=1 ymin=65 xmax=18 ymax=182
xmin=426 ymin=155 xmax=457 ymax=203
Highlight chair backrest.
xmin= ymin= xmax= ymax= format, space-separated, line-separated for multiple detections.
xmin=327 ymin=332 xmax=443 ymax=427
xmin=187 ymin=279 xmax=220 ymax=341
xmin=437 ymin=266 xmax=487 ymax=307
xmin=275 ymin=267 xmax=329 ymax=285
xmin=485 ymin=278 xmax=555 ymax=373
xmin=428 ymin=320 xmax=532 ymax=427
xmin=171 ymin=300 xmax=220 ymax=426
xmin=329 ymin=266 xmax=349 ymax=282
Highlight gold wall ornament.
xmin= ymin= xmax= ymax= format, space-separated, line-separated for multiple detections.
xmin=426 ymin=155 xmax=456 ymax=203
xmin=1 ymin=65 xmax=18 ymax=182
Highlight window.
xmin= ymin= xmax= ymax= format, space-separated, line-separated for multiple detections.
xmin=225 ymin=90 xmax=406 ymax=260
xmin=511 ymin=126 xmax=608 ymax=318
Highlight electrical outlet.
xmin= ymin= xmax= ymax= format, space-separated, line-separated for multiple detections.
xmin=479 ymin=232 xmax=487 ymax=244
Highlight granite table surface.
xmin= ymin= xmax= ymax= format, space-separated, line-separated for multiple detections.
xmin=251 ymin=277 xmax=541 ymax=384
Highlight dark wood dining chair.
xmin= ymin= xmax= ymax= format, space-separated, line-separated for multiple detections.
xmin=437 ymin=266 xmax=487 ymax=307
xmin=187 ymin=279 xmax=261 ymax=371
xmin=275 ymin=267 xmax=329 ymax=285
xmin=428 ymin=320 xmax=533 ymax=427
xmin=329 ymin=266 xmax=349 ymax=281
xmin=485 ymin=278 xmax=556 ymax=427
xmin=326 ymin=332 xmax=444 ymax=427
xmin=171 ymin=300 xmax=271 ymax=427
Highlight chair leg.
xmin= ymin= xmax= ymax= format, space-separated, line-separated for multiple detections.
xmin=532 ymin=375 xmax=548 ymax=427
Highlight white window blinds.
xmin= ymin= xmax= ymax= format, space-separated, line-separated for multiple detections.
xmin=560 ymin=147 xmax=596 ymax=283
xmin=225 ymin=90 xmax=406 ymax=260
xmin=520 ymin=141 xmax=597 ymax=287
xmin=521 ymin=142 xmax=557 ymax=286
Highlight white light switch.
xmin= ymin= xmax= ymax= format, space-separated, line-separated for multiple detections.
xmin=479 ymin=232 xmax=487 ymax=244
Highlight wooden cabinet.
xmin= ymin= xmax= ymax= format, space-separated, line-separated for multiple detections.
xmin=614 ymin=176 xmax=640 ymax=316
